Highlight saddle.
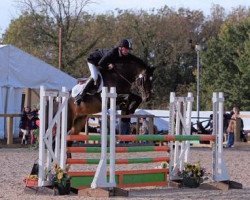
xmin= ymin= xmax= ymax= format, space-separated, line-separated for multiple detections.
xmin=74 ymin=74 xmax=103 ymax=105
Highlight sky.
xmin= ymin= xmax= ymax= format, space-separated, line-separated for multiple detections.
xmin=1 ymin=0 xmax=250 ymax=35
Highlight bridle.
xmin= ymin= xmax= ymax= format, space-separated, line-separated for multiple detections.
xmin=113 ymin=67 xmax=152 ymax=101
xmin=113 ymin=68 xmax=132 ymax=85
xmin=113 ymin=68 xmax=148 ymax=89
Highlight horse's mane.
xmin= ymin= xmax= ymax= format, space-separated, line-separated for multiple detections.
xmin=126 ymin=54 xmax=149 ymax=69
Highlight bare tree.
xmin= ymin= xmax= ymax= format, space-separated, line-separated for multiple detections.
xmin=16 ymin=0 xmax=101 ymax=74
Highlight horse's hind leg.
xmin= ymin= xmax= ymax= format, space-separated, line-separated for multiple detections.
xmin=71 ymin=115 xmax=87 ymax=135
xmin=67 ymin=133 xmax=73 ymax=159
xmin=67 ymin=115 xmax=87 ymax=158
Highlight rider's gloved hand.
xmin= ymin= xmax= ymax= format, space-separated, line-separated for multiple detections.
xmin=108 ymin=63 xmax=114 ymax=70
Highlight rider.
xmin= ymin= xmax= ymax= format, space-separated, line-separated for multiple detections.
xmin=74 ymin=38 xmax=133 ymax=105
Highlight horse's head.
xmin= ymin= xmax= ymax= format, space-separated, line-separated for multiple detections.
xmin=135 ymin=66 xmax=155 ymax=102
xmin=102 ymin=56 xmax=154 ymax=102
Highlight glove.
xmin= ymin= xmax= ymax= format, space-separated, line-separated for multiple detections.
xmin=108 ymin=63 xmax=114 ymax=70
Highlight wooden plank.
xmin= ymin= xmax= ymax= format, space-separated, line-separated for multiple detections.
xmin=7 ymin=117 xmax=13 ymax=145
xmin=0 ymin=114 xmax=21 ymax=117
xmin=70 ymin=168 xmax=169 ymax=189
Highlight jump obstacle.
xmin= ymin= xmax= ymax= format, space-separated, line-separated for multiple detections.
xmin=37 ymin=86 xmax=230 ymax=192
xmin=38 ymin=86 xmax=69 ymax=187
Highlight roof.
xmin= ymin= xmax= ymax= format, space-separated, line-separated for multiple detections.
xmin=0 ymin=45 xmax=76 ymax=90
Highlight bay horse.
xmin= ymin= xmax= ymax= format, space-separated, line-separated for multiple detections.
xmin=67 ymin=57 xmax=154 ymax=156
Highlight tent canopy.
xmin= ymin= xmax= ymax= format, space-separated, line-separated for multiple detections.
xmin=0 ymin=44 xmax=76 ymax=90
xmin=0 ymin=44 xmax=77 ymax=139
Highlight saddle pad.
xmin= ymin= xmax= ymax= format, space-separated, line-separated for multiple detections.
xmin=71 ymin=82 xmax=87 ymax=97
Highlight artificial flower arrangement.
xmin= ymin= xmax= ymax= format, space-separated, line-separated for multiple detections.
xmin=178 ymin=162 xmax=206 ymax=188
xmin=50 ymin=164 xmax=71 ymax=195
xmin=160 ymin=161 xmax=169 ymax=169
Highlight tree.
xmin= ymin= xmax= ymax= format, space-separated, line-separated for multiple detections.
xmin=6 ymin=3 xmax=249 ymax=110
xmin=4 ymin=0 xmax=102 ymax=77
xmin=201 ymin=16 xmax=250 ymax=110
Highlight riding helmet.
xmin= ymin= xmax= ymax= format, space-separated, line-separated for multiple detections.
xmin=119 ymin=39 xmax=133 ymax=50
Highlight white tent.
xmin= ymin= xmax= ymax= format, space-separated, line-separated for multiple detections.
xmin=0 ymin=45 xmax=76 ymax=139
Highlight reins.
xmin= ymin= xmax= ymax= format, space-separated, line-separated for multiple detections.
xmin=113 ymin=68 xmax=133 ymax=85
xmin=113 ymin=67 xmax=148 ymax=98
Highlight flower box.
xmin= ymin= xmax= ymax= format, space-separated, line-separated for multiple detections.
xmin=56 ymin=179 xmax=71 ymax=195
xmin=24 ymin=178 xmax=38 ymax=187
xmin=182 ymin=176 xmax=200 ymax=188
xmin=179 ymin=162 xmax=205 ymax=188
xmin=51 ymin=164 xmax=71 ymax=195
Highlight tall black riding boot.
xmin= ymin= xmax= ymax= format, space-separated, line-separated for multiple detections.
xmin=81 ymin=78 xmax=95 ymax=97
xmin=74 ymin=94 xmax=82 ymax=105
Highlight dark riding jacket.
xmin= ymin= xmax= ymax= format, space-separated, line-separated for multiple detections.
xmin=98 ymin=47 xmax=129 ymax=69
xmin=87 ymin=48 xmax=109 ymax=66
xmin=87 ymin=47 xmax=144 ymax=70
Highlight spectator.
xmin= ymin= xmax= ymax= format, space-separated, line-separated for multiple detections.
xmin=226 ymin=113 xmax=236 ymax=148
xmin=233 ymin=107 xmax=246 ymax=142
xmin=139 ymin=117 xmax=149 ymax=135
xmin=223 ymin=111 xmax=233 ymax=134
xmin=19 ymin=107 xmax=39 ymax=145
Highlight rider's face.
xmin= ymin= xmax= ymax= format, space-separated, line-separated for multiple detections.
xmin=120 ymin=47 xmax=130 ymax=56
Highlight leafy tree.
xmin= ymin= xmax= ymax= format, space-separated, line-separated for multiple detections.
xmin=5 ymin=2 xmax=250 ymax=110
xmin=201 ymin=17 xmax=250 ymax=110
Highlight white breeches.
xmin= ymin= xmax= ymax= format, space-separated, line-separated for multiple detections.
xmin=88 ymin=62 xmax=99 ymax=81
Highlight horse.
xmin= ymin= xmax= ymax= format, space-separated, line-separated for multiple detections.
xmin=66 ymin=58 xmax=154 ymax=156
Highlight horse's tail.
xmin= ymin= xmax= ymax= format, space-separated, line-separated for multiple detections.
xmin=67 ymin=97 xmax=74 ymax=132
